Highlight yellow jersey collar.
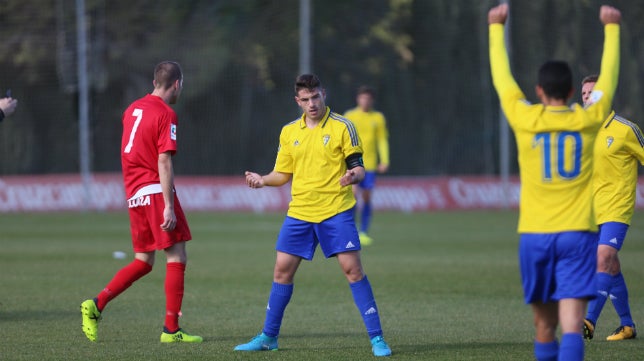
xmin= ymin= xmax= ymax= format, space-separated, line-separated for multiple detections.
xmin=299 ymin=107 xmax=331 ymax=129
xmin=545 ymin=105 xmax=573 ymax=113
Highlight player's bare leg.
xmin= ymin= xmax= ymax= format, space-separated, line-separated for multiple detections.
xmin=337 ymin=251 xmax=365 ymax=283
xmin=532 ymin=302 xmax=558 ymax=342
xmin=531 ymin=302 xmax=559 ymax=360
xmin=273 ymin=251 xmax=302 ymax=284
xmin=338 ymin=251 xmax=391 ymax=356
xmin=531 ymin=297 xmax=588 ymax=360
xmin=598 ymin=245 xmax=619 ymax=275
xmin=559 ymin=298 xmax=587 ymax=360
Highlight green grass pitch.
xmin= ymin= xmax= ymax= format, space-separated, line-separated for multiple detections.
xmin=1 ymin=210 xmax=643 ymax=360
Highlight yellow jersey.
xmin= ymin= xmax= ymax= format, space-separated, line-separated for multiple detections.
xmin=274 ymin=107 xmax=363 ymax=223
xmin=343 ymin=108 xmax=389 ymax=171
xmin=594 ymin=111 xmax=644 ymax=225
xmin=489 ymin=23 xmax=620 ymax=233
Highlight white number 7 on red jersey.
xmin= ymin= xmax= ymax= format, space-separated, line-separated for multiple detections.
xmin=124 ymin=108 xmax=143 ymax=153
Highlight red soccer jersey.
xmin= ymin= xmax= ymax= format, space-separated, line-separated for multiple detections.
xmin=121 ymin=94 xmax=177 ymax=199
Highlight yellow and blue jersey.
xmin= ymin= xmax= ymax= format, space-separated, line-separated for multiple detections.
xmin=594 ymin=111 xmax=644 ymax=225
xmin=274 ymin=107 xmax=363 ymax=223
xmin=343 ymin=108 xmax=389 ymax=171
xmin=489 ymin=23 xmax=620 ymax=233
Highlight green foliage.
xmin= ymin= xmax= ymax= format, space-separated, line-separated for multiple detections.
xmin=1 ymin=210 xmax=644 ymax=360
xmin=0 ymin=0 xmax=643 ymax=175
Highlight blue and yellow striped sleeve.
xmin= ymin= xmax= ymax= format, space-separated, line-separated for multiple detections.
xmin=333 ymin=114 xmax=363 ymax=159
xmin=624 ymin=121 xmax=644 ymax=165
xmin=585 ymin=24 xmax=620 ymax=124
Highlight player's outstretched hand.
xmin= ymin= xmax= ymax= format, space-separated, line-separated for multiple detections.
xmin=340 ymin=169 xmax=357 ymax=187
xmin=160 ymin=206 xmax=177 ymax=231
xmin=245 ymin=171 xmax=265 ymax=189
xmin=600 ymin=5 xmax=621 ymax=25
xmin=488 ymin=3 xmax=509 ymax=25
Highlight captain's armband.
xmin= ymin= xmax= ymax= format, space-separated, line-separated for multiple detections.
xmin=345 ymin=153 xmax=364 ymax=170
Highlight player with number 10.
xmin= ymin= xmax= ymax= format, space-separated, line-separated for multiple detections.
xmin=80 ymin=61 xmax=202 ymax=343
xmin=489 ymin=4 xmax=621 ymax=361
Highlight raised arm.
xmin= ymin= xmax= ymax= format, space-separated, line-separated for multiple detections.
xmin=585 ymin=6 xmax=621 ymax=121
xmin=488 ymin=3 xmax=526 ymax=123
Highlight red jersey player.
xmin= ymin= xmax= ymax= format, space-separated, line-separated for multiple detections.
xmin=80 ymin=61 xmax=202 ymax=343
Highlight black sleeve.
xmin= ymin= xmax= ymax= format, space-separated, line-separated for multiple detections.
xmin=0 ymin=109 xmax=4 ymax=123
xmin=345 ymin=153 xmax=364 ymax=169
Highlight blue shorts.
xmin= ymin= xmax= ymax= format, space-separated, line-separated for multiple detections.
xmin=276 ymin=208 xmax=361 ymax=260
xmin=598 ymin=222 xmax=629 ymax=251
xmin=519 ymin=232 xmax=597 ymax=304
xmin=358 ymin=171 xmax=377 ymax=190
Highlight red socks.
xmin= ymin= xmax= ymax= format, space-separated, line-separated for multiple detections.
xmin=164 ymin=262 xmax=186 ymax=333
xmin=96 ymin=258 xmax=153 ymax=311
xmin=94 ymin=259 xmax=186 ymax=333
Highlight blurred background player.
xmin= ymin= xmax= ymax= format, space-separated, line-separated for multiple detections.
xmin=80 ymin=61 xmax=202 ymax=343
xmin=581 ymin=75 xmax=641 ymax=341
xmin=489 ymin=4 xmax=620 ymax=361
xmin=236 ymin=74 xmax=391 ymax=357
xmin=0 ymin=91 xmax=18 ymax=123
xmin=344 ymin=86 xmax=390 ymax=245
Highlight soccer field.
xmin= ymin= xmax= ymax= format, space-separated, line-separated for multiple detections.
xmin=1 ymin=211 xmax=643 ymax=360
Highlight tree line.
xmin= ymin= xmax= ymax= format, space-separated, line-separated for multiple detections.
xmin=0 ymin=0 xmax=641 ymax=176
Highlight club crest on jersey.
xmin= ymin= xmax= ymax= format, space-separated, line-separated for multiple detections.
xmin=128 ymin=195 xmax=151 ymax=208
xmin=606 ymin=136 xmax=614 ymax=148
xmin=171 ymin=124 xmax=177 ymax=140
xmin=322 ymin=134 xmax=330 ymax=146
xmin=588 ymin=90 xmax=604 ymax=105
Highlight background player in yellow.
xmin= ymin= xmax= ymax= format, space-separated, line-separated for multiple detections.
xmin=489 ymin=4 xmax=621 ymax=361
xmin=581 ymin=75 xmax=643 ymax=341
xmin=344 ymin=86 xmax=390 ymax=245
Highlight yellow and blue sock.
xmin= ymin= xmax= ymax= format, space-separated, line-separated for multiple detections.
xmin=262 ymin=282 xmax=293 ymax=338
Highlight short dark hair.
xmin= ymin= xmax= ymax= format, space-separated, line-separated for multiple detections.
xmin=295 ymin=74 xmax=322 ymax=95
xmin=582 ymin=74 xmax=599 ymax=85
xmin=154 ymin=61 xmax=183 ymax=90
xmin=357 ymin=85 xmax=376 ymax=98
xmin=537 ymin=61 xmax=572 ymax=100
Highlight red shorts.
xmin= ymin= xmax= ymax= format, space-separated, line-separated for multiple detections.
xmin=128 ymin=193 xmax=192 ymax=252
